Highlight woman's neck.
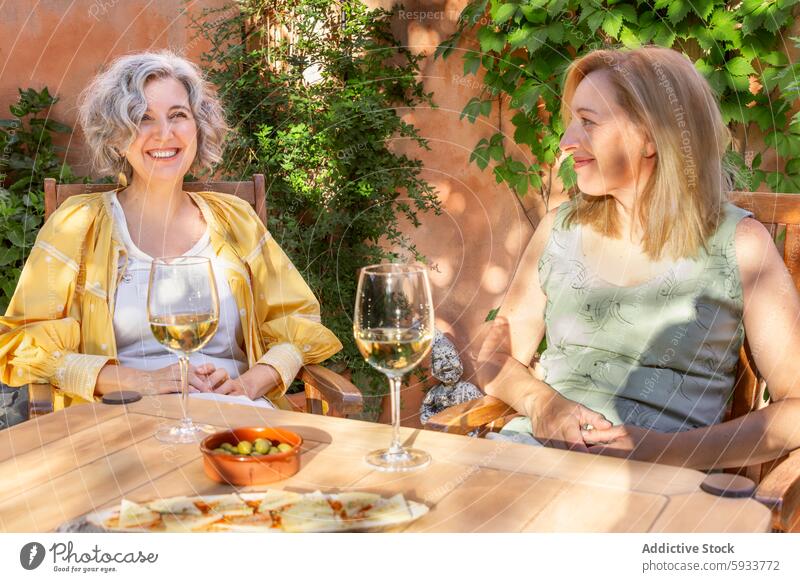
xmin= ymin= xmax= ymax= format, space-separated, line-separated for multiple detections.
xmin=610 ymin=189 xmax=643 ymax=244
xmin=118 ymin=178 xmax=186 ymax=226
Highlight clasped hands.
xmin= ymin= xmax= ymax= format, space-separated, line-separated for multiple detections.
xmin=142 ymin=361 xmax=279 ymax=400
xmin=530 ymin=391 xmax=669 ymax=463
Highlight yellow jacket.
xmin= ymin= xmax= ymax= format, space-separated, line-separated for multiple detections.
xmin=0 ymin=190 xmax=342 ymax=411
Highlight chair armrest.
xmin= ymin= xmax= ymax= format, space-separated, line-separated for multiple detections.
xmin=423 ymin=395 xmax=515 ymax=435
xmin=298 ymin=365 xmax=363 ymax=416
xmin=28 ymin=383 xmax=54 ymax=417
xmin=755 ymin=448 xmax=800 ymax=532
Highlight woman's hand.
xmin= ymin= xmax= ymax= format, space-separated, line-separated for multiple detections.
xmin=140 ymin=362 xmax=218 ymax=395
xmin=202 ymin=364 xmax=282 ymax=400
xmin=96 ymin=362 xmax=218 ymax=396
xmin=528 ymin=391 xmax=613 ymax=452
xmin=582 ymin=424 xmax=669 ymax=463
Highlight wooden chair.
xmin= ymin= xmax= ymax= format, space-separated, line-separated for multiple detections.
xmin=26 ymin=176 xmax=362 ymax=419
xmin=423 ymin=191 xmax=800 ymax=532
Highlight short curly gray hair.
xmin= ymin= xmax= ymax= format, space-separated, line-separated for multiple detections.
xmin=78 ymin=51 xmax=228 ymax=179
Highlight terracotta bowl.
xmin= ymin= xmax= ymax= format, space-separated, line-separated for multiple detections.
xmin=200 ymin=427 xmax=303 ymax=486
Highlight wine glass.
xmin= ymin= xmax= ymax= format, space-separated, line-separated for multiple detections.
xmin=354 ymin=263 xmax=434 ymax=472
xmin=147 ymin=256 xmax=220 ymax=444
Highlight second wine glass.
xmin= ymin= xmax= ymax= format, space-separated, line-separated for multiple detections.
xmin=148 ymin=256 xmax=220 ymax=444
xmin=354 ymin=263 xmax=434 ymax=472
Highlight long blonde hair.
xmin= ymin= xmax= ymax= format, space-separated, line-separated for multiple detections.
xmin=560 ymin=46 xmax=733 ymax=260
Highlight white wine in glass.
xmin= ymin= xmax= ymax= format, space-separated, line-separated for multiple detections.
xmin=148 ymin=256 xmax=220 ymax=444
xmin=354 ymin=264 xmax=434 ymax=472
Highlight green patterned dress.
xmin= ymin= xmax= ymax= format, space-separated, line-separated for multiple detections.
xmin=502 ymin=201 xmax=752 ymax=438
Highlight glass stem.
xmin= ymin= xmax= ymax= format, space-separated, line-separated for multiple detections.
xmin=387 ymin=375 xmax=404 ymax=455
xmin=178 ymin=354 xmax=192 ymax=429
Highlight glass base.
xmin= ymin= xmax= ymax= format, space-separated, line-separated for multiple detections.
xmin=365 ymin=447 xmax=431 ymax=472
xmin=155 ymin=421 xmax=215 ymax=444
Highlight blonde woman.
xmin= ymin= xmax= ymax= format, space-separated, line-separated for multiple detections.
xmin=478 ymin=46 xmax=800 ymax=470
xmin=0 ymin=51 xmax=341 ymax=412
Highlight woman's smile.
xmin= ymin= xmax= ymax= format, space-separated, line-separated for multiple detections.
xmin=146 ymin=147 xmax=182 ymax=161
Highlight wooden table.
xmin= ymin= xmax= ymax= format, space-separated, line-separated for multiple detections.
xmin=0 ymin=397 xmax=771 ymax=532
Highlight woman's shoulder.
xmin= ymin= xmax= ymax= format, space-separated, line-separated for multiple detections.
xmin=38 ymin=191 xmax=108 ymax=238
xmin=193 ymin=190 xmax=261 ymax=223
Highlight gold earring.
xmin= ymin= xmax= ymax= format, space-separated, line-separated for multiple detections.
xmin=117 ymin=172 xmax=128 ymax=188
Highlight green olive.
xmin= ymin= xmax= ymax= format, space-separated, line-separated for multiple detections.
xmin=254 ymin=439 xmax=270 ymax=454
xmin=221 ymin=442 xmax=236 ymax=451
xmin=213 ymin=447 xmax=228 ymax=454
xmin=277 ymin=443 xmax=293 ymax=453
xmin=237 ymin=440 xmax=253 ymax=455
xmin=268 ymin=446 xmax=281 ymax=455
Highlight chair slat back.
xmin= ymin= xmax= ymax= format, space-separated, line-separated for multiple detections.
xmin=44 ymin=175 xmax=267 ymax=224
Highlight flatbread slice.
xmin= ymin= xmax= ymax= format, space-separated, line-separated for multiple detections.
xmin=359 ymin=494 xmax=413 ymax=525
xmin=147 ymin=496 xmax=202 ymax=516
xmin=207 ymin=494 xmax=254 ymax=517
xmin=256 ymin=490 xmax=304 ymax=513
xmin=332 ymin=492 xmax=383 ymax=519
xmin=280 ymin=492 xmax=340 ymax=532
xmin=118 ymin=499 xmax=161 ymax=529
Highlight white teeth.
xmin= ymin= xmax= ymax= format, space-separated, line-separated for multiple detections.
xmin=149 ymin=149 xmax=178 ymax=159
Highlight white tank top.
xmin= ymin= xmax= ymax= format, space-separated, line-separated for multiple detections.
xmin=109 ymin=192 xmax=249 ymax=378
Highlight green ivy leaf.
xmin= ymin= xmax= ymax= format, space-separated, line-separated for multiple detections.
xmin=726 ymin=57 xmax=756 ymax=77
xmin=460 ymin=97 xmax=484 ymax=122
xmin=615 ymin=4 xmax=638 ymax=24
xmin=667 ymin=0 xmax=691 ymax=24
xmin=750 ymin=106 xmax=777 ymax=132
xmin=508 ymin=25 xmax=533 ymax=48
xmin=511 ymin=80 xmax=543 ymax=113
xmin=653 ymin=24 xmax=677 ymax=47
xmin=463 ymin=51 xmax=482 ymax=75
xmin=491 ymin=2 xmax=518 ymax=25
xmin=692 ymin=0 xmax=715 ymax=20
xmin=477 ymin=27 xmax=507 ymax=53
xmin=760 ymin=51 xmax=789 ymax=67
xmin=710 ymin=10 xmax=740 ymax=44
xmin=520 ymin=1 xmax=548 ymax=24
xmin=601 ymin=12 xmax=624 ymax=39
xmin=514 ymin=119 xmax=538 ymax=146
xmin=764 ymin=9 xmax=789 ymax=33
xmin=546 ymin=0 xmax=568 ymax=18
xmin=558 ymin=155 xmax=577 ymax=190
xmin=619 ymin=26 xmax=641 ymax=48
xmin=784 ymin=158 xmax=800 ymax=175
xmin=585 ymin=9 xmax=606 ymax=34
xmin=546 ymin=22 xmax=565 ymax=43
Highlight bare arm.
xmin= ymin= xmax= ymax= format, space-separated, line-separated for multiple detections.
xmin=476 ymin=208 xmax=612 ymax=450
xmin=586 ymin=218 xmax=800 ymax=469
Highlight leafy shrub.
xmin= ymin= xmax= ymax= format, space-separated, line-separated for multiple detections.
xmin=191 ymin=1 xmax=440 ymax=417
xmin=0 ymin=88 xmax=83 ymax=310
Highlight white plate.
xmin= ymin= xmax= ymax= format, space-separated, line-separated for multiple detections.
xmin=84 ymin=492 xmax=429 ymax=533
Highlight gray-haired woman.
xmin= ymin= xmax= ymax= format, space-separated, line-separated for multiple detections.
xmin=0 ymin=51 xmax=342 ymax=414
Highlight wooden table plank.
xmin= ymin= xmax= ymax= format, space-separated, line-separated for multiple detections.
xmin=0 ymin=403 xmax=124 ymax=463
xmin=0 ymin=414 xmax=166 ymax=504
xmin=0 ymin=412 xmax=227 ymax=532
xmin=0 ymin=402 xmax=773 ymax=533
xmin=127 ymin=397 xmax=707 ymax=497
xmin=520 ymin=482 xmax=668 ymax=532
xmin=650 ymin=492 xmax=772 ymax=533
xmin=403 ymin=467 xmax=565 ymax=533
